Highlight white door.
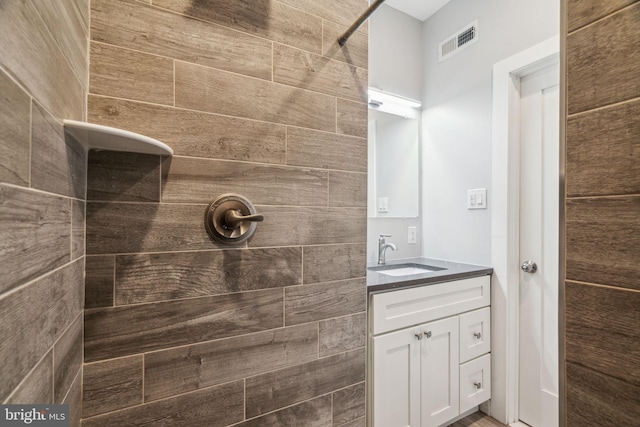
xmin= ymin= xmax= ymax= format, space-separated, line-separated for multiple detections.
xmin=421 ymin=316 xmax=459 ymax=427
xmin=372 ymin=327 xmax=421 ymax=426
xmin=517 ymin=64 xmax=559 ymax=427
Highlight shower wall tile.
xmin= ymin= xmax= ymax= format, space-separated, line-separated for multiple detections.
xmin=81 ymin=380 xmax=244 ymax=427
xmin=566 ymin=197 xmax=640 ymax=291
xmin=332 ymin=382 xmax=366 ymax=426
xmin=277 ymin=0 xmax=369 ymax=30
xmin=0 ymin=0 xmax=84 ymax=121
xmin=90 ymin=42 xmax=174 ymax=105
xmin=144 ymin=323 xmax=318 ymax=402
xmin=567 ymin=0 xmax=636 ymax=32
xmin=567 ymin=3 xmax=640 ymax=114
xmin=63 ymin=373 xmax=82 ymax=427
xmin=0 ymin=71 xmax=30 ymax=187
xmin=322 ymin=21 xmax=368 ymax=69
xmin=30 ymin=102 xmax=87 ymax=200
xmin=84 ymin=288 xmax=284 ymax=362
xmin=160 ymin=156 xmax=328 ymax=205
xmin=82 ymin=355 xmax=143 ymax=418
xmin=0 ymin=184 xmax=71 ymax=295
xmin=91 ymin=0 xmax=272 ymax=80
xmin=88 ymin=96 xmax=287 ymax=164
xmin=71 ymin=199 xmax=85 ymax=259
xmin=566 ymin=98 xmax=640 ymax=197
xmin=87 ymin=150 xmax=161 ymax=202
xmin=53 ymin=314 xmax=83 ymax=403
xmin=337 ymin=98 xmax=368 ymax=138
xmin=154 ymin=0 xmax=323 ymax=54
xmin=248 ymin=206 xmax=366 ymax=247
xmin=303 ymin=243 xmax=366 ymax=284
xmin=285 ymin=278 xmax=366 ymax=325
xmin=319 ymin=312 xmax=366 ymax=357
xmin=175 ymin=61 xmax=336 ymax=131
xmin=329 ymin=171 xmax=367 ymax=207
xmin=115 ymin=247 xmax=302 ymax=305
xmin=5 ymin=351 xmax=53 ymax=405
xmin=0 ymin=259 xmax=83 ymax=402
xmin=273 ymin=43 xmax=368 ymax=103
xmin=245 ymin=348 xmax=365 ymax=418
xmin=287 ymin=127 xmax=367 ymax=172
xmin=85 ymin=255 xmax=115 ymax=309
xmin=338 ymin=417 xmax=367 ymax=427
xmin=233 ymin=396 xmax=332 ymax=427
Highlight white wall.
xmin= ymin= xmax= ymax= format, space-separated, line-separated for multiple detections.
xmin=421 ymin=0 xmax=559 ymax=265
xmin=368 ymin=5 xmax=424 ymax=264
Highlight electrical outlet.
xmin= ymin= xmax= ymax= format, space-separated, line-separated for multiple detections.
xmin=408 ymin=226 xmax=417 ymax=244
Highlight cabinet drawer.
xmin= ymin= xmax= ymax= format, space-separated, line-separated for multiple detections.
xmin=459 ymin=353 xmax=491 ymax=414
xmin=371 ymin=275 xmax=490 ymax=335
xmin=459 ymin=307 xmax=491 ymax=363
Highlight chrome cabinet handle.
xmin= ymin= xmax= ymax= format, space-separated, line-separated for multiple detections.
xmin=415 ymin=333 xmax=422 ymax=340
xmin=473 ymin=332 xmax=482 ymax=339
xmin=424 ymin=331 xmax=432 ymax=338
xmin=474 ymin=382 xmax=482 ymax=389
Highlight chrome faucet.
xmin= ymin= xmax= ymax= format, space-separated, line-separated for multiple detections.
xmin=378 ymin=234 xmax=397 ymax=265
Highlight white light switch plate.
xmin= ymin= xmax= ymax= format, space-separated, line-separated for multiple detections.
xmin=467 ymin=188 xmax=487 ymax=209
xmin=378 ymin=197 xmax=389 ymax=213
xmin=408 ymin=226 xmax=417 ymax=244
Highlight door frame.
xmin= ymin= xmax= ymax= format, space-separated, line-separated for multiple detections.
xmin=490 ymin=35 xmax=559 ymax=425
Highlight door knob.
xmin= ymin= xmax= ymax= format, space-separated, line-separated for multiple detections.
xmin=521 ymin=260 xmax=537 ymax=273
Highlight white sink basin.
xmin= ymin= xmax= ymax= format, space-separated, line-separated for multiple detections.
xmin=368 ymin=263 xmax=447 ymax=277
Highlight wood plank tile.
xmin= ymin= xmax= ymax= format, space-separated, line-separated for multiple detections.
xmin=161 ymin=156 xmax=327 ymax=205
xmin=31 ymin=0 xmax=89 ymax=88
xmin=303 ymin=244 xmax=366 ymax=284
xmin=319 ymin=312 xmax=366 ymax=357
xmin=329 ymin=171 xmax=367 ymax=207
xmin=566 ymin=362 xmax=640 ymax=426
xmin=82 ymin=355 xmax=143 ymax=418
xmin=53 ymin=315 xmax=82 ymax=403
xmin=0 ymin=70 xmax=30 ymax=186
xmin=277 ymin=0 xmax=369 ymax=30
xmin=567 ymin=3 xmax=640 ymax=114
xmin=287 ymin=127 xmax=367 ymax=172
xmin=87 ymin=150 xmax=161 ymax=202
xmin=84 ymin=289 xmax=283 ymax=362
xmin=567 ymin=98 xmax=640 ymax=197
xmin=248 ymin=206 xmax=367 ymax=247
xmin=0 ymin=259 xmax=83 ymax=402
xmin=285 ymin=278 xmax=366 ymax=325
xmin=568 ymin=0 xmax=637 ymax=32
xmin=81 ymin=380 xmax=244 ymax=427
xmin=274 ymin=43 xmax=367 ymax=103
xmin=90 ymin=42 xmax=174 ymax=105
xmin=115 ymin=247 xmax=302 ymax=305
xmin=88 ymin=96 xmax=287 ymax=164
xmin=175 ymin=61 xmax=336 ymax=132
xmin=85 ymin=255 xmax=115 ymax=309
xmin=245 ymin=348 xmax=365 ymax=417
xmin=337 ymin=99 xmax=368 ymax=138
xmin=0 ymin=184 xmax=71 ymax=295
xmin=235 ymin=395 xmax=332 ymax=427
xmin=5 ymin=351 xmax=53 ymax=404
xmin=71 ymin=199 xmax=85 ymax=259
xmin=62 ymin=370 xmax=82 ymax=427
xmin=565 ymin=281 xmax=640 ymax=386
xmin=446 ymin=412 xmax=507 ymax=427
xmin=154 ymin=0 xmax=322 ymax=54
xmin=91 ymin=0 xmax=272 ymax=80
xmin=31 ymin=101 xmax=87 ymax=199
xmin=322 ymin=21 xmax=367 ymax=70
xmin=332 ymin=382 xmax=365 ymax=426
xmin=566 ymin=197 xmax=640 ymax=290
xmin=144 ymin=323 xmax=318 ymax=401
xmin=0 ymin=0 xmax=84 ymax=120
xmin=85 ymin=202 xmax=213 ymax=254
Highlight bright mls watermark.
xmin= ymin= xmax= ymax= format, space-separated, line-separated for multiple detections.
xmin=0 ymin=405 xmax=69 ymax=427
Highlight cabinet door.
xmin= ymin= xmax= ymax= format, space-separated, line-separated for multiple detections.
xmin=373 ymin=327 xmax=421 ymax=427
xmin=459 ymin=307 xmax=491 ymax=363
xmin=459 ymin=353 xmax=491 ymax=414
xmin=420 ymin=316 xmax=459 ymax=427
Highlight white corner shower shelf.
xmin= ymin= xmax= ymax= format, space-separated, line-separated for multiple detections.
xmin=63 ymin=120 xmax=173 ymax=156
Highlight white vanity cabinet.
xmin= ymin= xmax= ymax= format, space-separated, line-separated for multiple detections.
xmin=369 ymin=275 xmax=491 ymax=427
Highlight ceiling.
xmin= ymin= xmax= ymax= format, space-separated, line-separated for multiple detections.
xmin=384 ymin=0 xmax=451 ymax=21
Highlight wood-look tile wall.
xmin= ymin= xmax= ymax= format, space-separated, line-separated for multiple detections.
xmin=83 ymin=0 xmax=368 ymax=425
xmin=564 ymin=1 xmax=640 ymax=425
xmin=0 ymin=1 xmax=88 ymax=423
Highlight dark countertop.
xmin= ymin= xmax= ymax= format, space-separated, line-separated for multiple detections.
xmin=367 ymin=257 xmax=493 ymax=293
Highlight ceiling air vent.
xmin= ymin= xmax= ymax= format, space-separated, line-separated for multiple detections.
xmin=439 ymin=20 xmax=478 ymax=62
